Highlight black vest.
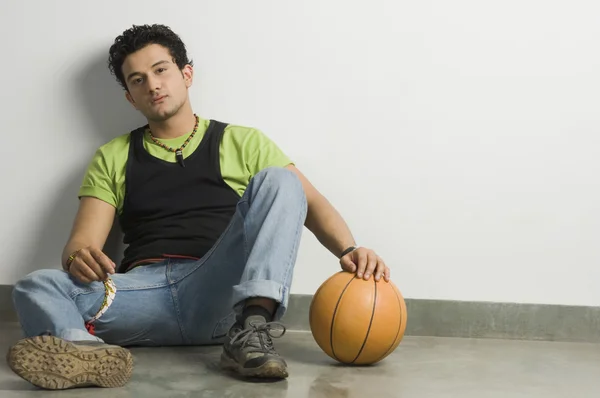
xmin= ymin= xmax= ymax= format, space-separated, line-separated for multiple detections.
xmin=117 ymin=120 xmax=241 ymax=272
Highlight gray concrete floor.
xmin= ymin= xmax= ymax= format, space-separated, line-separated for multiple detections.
xmin=1 ymin=322 xmax=599 ymax=397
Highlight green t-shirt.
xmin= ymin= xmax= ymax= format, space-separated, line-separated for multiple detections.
xmin=78 ymin=117 xmax=293 ymax=214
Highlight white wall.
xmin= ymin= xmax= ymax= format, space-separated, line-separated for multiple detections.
xmin=2 ymin=0 xmax=600 ymax=306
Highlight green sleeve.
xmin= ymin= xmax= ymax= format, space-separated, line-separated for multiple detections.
xmin=244 ymin=129 xmax=293 ymax=175
xmin=78 ymin=148 xmax=118 ymax=208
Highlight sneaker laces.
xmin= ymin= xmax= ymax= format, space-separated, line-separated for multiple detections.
xmin=230 ymin=321 xmax=287 ymax=354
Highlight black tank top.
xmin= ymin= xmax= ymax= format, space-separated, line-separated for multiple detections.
xmin=117 ymin=120 xmax=241 ymax=272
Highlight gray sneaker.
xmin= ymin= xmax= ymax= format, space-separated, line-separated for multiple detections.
xmin=6 ymin=335 xmax=133 ymax=390
xmin=220 ymin=316 xmax=288 ymax=379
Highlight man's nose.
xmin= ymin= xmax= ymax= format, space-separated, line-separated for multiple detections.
xmin=146 ymin=75 xmax=161 ymax=93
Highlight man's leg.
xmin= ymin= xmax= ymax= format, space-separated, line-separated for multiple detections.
xmin=174 ymin=167 xmax=307 ymax=378
xmin=8 ymin=261 xmax=181 ymax=389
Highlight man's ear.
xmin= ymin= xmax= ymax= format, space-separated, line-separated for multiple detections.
xmin=182 ymin=64 xmax=194 ymax=88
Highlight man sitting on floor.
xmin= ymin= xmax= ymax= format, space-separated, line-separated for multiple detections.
xmin=6 ymin=24 xmax=390 ymax=390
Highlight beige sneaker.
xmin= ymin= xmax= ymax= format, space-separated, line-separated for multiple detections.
xmin=6 ymin=335 xmax=133 ymax=390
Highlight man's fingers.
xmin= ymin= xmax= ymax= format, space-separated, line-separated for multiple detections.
xmin=363 ymin=252 xmax=378 ymax=280
xmin=339 ymin=248 xmax=391 ymax=283
xmin=91 ymin=249 xmax=115 ymax=274
xmin=78 ymin=251 xmax=106 ymax=280
xmin=356 ymin=250 xmax=368 ymax=278
xmin=72 ymin=271 xmax=92 ymax=285
xmin=70 ymin=259 xmax=98 ymax=283
xmin=340 ymin=256 xmax=356 ymax=273
xmin=374 ymin=256 xmax=387 ymax=281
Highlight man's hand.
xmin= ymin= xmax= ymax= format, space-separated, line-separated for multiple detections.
xmin=340 ymin=247 xmax=390 ymax=282
xmin=67 ymin=247 xmax=116 ymax=284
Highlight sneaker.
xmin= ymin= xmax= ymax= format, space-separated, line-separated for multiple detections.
xmin=220 ymin=315 xmax=288 ymax=379
xmin=6 ymin=335 xmax=133 ymax=390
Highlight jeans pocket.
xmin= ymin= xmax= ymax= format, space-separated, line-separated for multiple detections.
xmin=212 ymin=311 xmax=237 ymax=340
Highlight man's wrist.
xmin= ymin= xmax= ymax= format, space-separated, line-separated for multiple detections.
xmin=339 ymin=245 xmax=357 ymax=258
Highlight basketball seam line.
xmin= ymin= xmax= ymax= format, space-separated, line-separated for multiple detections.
xmin=351 ymin=277 xmax=377 ymax=364
xmin=376 ymin=284 xmax=404 ymax=363
xmin=330 ymin=273 xmax=356 ymax=363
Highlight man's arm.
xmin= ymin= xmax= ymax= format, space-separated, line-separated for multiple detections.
xmin=286 ymin=166 xmax=356 ymax=257
xmin=286 ymin=165 xmax=390 ymax=282
xmin=61 ymin=197 xmax=117 ymax=283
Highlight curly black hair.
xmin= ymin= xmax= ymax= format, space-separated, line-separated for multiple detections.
xmin=108 ymin=24 xmax=193 ymax=90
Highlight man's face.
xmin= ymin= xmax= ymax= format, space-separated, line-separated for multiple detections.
xmin=122 ymin=44 xmax=193 ymax=122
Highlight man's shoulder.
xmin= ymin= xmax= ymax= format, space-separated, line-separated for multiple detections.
xmin=95 ymin=132 xmax=133 ymax=158
xmin=221 ymin=122 xmax=273 ymax=148
xmin=99 ymin=132 xmax=132 ymax=151
xmin=223 ymin=122 xmax=261 ymax=139
xmin=219 ymin=120 xmax=290 ymax=171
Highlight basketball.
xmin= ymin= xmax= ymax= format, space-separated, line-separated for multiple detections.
xmin=309 ymin=271 xmax=407 ymax=365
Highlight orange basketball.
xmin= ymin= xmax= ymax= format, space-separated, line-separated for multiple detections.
xmin=309 ymin=271 xmax=407 ymax=365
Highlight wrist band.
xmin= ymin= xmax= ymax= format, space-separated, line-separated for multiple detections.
xmin=340 ymin=246 xmax=357 ymax=258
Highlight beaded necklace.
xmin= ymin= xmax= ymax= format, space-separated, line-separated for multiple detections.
xmin=147 ymin=114 xmax=199 ymax=167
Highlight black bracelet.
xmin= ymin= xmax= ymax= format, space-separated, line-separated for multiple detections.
xmin=340 ymin=246 xmax=357 ymax=258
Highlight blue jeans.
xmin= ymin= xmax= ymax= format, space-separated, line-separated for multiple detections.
xmin=11 ymin=167 xmax=307 ymax=346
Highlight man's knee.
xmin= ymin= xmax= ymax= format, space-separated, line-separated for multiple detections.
xmin=254 ymin=167 xmax=305 ymax=198
xmin=12 ymin=269 xmax=71 ymax=302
